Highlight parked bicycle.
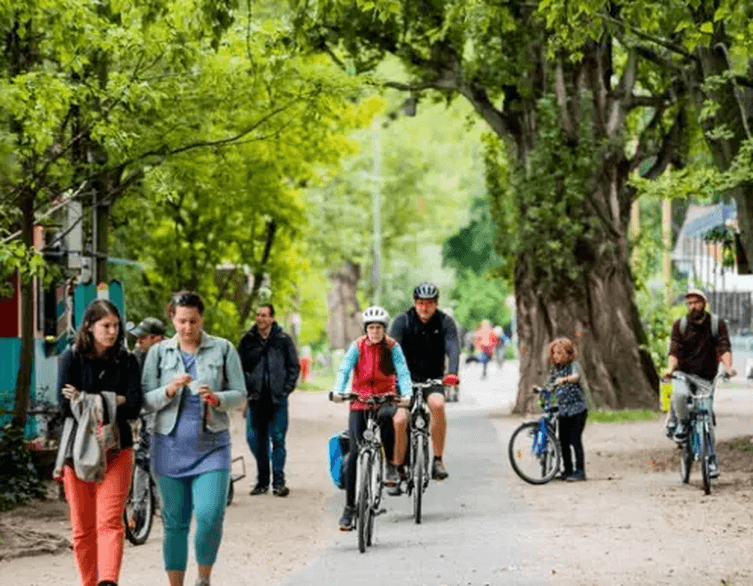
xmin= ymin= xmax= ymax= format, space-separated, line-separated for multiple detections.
xmin=508 ymin=385 xmax=562 ymax=484
xmin=669 ymin=371 xmax=725 ymax=495
xmin=124 ymin=419 xmax=157 ymax=546
xmin=401 ymin=379 xmax=439 ymax=523
xmin=329 ymin=392 xmax=400 ymax=552
xmin=124 ymin=417 xmax=245 ymax=546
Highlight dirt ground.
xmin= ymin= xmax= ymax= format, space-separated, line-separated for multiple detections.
xmin=489 ymin=380 xmax=753 ymax=586
xmin=3 ymin=380 xmax=753 ymax=585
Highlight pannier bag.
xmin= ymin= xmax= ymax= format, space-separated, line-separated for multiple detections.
xmin=328 ymin=430 xmax=350 ymax=489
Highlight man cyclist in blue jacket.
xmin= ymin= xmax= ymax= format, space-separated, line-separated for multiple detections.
xmin=389 ymin=282 xmax=460 ymax=483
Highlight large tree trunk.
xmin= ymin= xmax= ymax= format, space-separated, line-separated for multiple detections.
xmin=515 ymin=252 xmax=659 ymax=413
xmin=327 ymin=260 xmax=362 ymax=350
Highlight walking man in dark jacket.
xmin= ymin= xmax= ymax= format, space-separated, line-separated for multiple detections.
xmin=238 ymin=304 xmax=300 ymax=497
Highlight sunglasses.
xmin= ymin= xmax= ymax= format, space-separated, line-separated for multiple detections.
xmin=416 ymin=300 xmax=437 ymax=309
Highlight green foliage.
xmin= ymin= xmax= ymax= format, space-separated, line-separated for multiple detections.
xmin=443 ymin=195 xmax=503 ymax=275
xmin=0 ymin=423 xmax=46 ymax=511
xmin=449 ymin=269 xmax=511 ymax=332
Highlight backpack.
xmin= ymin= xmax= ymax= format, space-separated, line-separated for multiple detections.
xmin=679 ymin=313 xmax=719 ymax=343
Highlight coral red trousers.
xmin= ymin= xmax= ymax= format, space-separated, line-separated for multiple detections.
xmin=62 ymin=448 xmax=133 ymax=586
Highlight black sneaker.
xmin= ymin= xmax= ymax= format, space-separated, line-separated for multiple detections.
xmin=272 ymin=485 xmax=290 ymax=497
xmin=431 ymin=458 xmax=449 ymax=480
xmin=250 ymin=484 xmax=269 ymax=495
xmin=384 ymin=463 xmax=400 ymax=487
xmin=567 ymin=469 xmax=586 ymax=481
xmin=339 ymin=506 xmax=356 ymax=531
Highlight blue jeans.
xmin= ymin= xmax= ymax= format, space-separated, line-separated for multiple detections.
xmin=246 ymin=397 xmax=289 ymax=487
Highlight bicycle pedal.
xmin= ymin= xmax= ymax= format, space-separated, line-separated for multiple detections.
xmin=375 ymin=508 xmax=387 ymax=516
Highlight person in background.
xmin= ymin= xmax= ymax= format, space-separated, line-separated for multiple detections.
xmin=54 ymin=299 xmax=142 ymax=586
xmin=129 ymin=317 xmax=166 ymax=369
xmin=472 ymin=320 xmax=498 ymax=378
xmin=546 ymin=337 xmax=588 ymax=481
xmin=237 ymin=304 xmax=300 ymax=497
xmin=141 ymin=291 xmax=246 ymax=586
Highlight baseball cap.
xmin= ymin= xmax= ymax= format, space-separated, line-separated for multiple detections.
xmin=129 ymin=317 xmax=166 ymax=337
xmin=685 ymin=289 xmax=708 ymax=303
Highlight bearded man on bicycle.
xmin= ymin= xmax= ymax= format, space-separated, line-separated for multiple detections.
xmin=664 ymin=289 xmax=735 ymax=477
xmin=389 ymin=282 xmax=460 ymax=482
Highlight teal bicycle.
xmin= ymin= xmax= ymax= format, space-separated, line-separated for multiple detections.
xmin=671 ymin=371 xmax=724 ymax=495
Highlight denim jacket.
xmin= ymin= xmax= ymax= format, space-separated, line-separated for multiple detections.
xmin=141 ymin=332 xmax=246 ymax=435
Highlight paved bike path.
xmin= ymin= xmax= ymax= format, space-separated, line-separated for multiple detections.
xmin=282 ymin=361 xmax=548 ymax=586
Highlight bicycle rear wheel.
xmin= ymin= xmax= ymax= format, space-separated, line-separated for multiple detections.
xmin=124 ymin=470 xmax=155 ymax=546
xmin=412 ymin=434 xmax=425 ymax=524
xmin=700 ymin=426 xmax=711 ymax=495
xmin=508 ymin=421 xmax=561 ymax=484
xmin=357 ymin=450 xmax=371 ymax=553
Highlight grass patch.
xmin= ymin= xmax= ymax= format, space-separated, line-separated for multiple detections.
xmin=731 ymin=439 xmax=753 ymax=453
xmin=589 ymin=409 xmax=660 ymax=423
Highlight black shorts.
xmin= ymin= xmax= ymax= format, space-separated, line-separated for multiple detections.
xmin=416 ymin=381 xmax=445 ymax=401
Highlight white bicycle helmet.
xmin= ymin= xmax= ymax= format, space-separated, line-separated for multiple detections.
xmin=413 ymin=281 xmax=439 ymax=300
xmin=362 ymin=306 xmax=390 ymax=329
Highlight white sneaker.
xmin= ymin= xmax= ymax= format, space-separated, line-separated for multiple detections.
xmin=709 ymin=456 xmax=720 ymax=479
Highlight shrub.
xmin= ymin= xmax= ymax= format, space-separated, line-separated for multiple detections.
xmin=0 ymin=423 xmax=47 ymax=511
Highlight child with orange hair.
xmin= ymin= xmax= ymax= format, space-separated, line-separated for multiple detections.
xmin=546 ymin=338 xmax=588 ymax=481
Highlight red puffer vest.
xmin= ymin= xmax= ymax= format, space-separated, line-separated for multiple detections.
xmin=350 ymin=335 xmax=396 ymax=411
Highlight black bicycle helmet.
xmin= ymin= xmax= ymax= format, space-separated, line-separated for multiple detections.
xmin=413 ymin=281 xmax=439 ymax=300
xmin=362 ymin=306 xmax=390 ymax=329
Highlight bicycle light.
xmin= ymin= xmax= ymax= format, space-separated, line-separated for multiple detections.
xmin=363 ymin=429 xmax=375 ymax=441
xmin=414 ymin=416 xmax=426 ymax=430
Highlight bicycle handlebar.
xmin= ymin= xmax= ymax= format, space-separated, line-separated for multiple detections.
xmin=328 ymin=391 xmax=402 ymax=406
xmin=412 ymin=379 xmax=443 ymax=390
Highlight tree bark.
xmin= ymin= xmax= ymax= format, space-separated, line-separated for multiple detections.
xmin=12 ymin=190 xmax=35 ymax=432
xmin=515 ymin=251 xmax=659 ymax=412
xmin=326 ymin=261 xmax=362 ymax=350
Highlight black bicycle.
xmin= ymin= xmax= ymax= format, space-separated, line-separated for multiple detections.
xmin=508 ymin=386 xmax=562 ymax=484
xmin=330 ymin=392 xmax=398 ymax=552
xmin=124 ymin=438 xmax=157 ymax=545
xmin=404 ymin=380 xmax=438 ymax=524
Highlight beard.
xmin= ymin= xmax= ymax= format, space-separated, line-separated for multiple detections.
xmin=689 ymin=308 xmax=705 ymax=321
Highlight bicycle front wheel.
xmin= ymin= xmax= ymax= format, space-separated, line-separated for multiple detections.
xmin=367 ymin=450 xmax=382 ymax=546
xmin=357 ymin=450 xmax=371 ymax=553
xmin=700 ymin=426 xmax=711 ymax=495
xmin=412 ymin=433 xmax=425 ymax=524
xmin=508 ymin=421 xmax=561 ymax=485
xmin=680 ymin=439 xmax=693 ymax=484
xmin=124 ymin=470 xmax=155 ymax=546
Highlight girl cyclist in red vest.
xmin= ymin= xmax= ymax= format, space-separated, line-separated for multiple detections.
xmin=331 ymin=306 xmax=413 ymax=531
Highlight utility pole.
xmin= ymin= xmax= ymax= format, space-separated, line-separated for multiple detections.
xmin=372 ymin=117 xmax=382 ymax=305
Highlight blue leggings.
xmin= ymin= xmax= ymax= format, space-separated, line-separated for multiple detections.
xmin=155 ymin=469 xmax=230 ymax=571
